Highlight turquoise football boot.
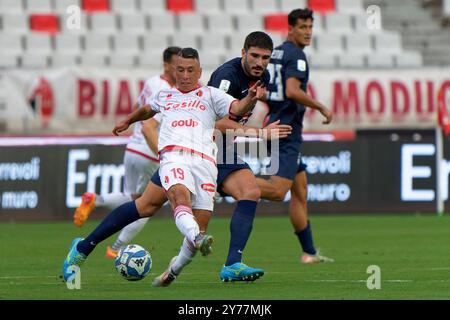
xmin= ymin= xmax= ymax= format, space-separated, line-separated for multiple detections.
xmin=220 ymin=262 xmax=264 ymax=282
xmin=62 ymin=238 xmax=86 ymax=281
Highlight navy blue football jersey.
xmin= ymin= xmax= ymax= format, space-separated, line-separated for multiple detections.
xmin=208 ymin=57 xmax=270 ymax=124
xmin=267 ymin=41 xmax=309 ymax=143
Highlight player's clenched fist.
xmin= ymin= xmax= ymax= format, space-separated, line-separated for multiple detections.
xmin=113 ymin=120 xmax=130 ymax=136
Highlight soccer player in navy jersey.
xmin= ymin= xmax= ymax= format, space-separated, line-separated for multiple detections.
xmin=256 ymin=9 xmax=334 ymax=264
xmin=207 ymin=31 xmax=273 ymax=281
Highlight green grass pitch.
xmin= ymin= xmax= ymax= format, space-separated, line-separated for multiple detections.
xmin=1 ymin=214 xmax=450 ymax=300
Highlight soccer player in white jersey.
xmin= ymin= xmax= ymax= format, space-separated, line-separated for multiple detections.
xmin=73 ymin=47 xmax=181 ymax=258
xmin=61 ymin=48 xmax=265 ymax=285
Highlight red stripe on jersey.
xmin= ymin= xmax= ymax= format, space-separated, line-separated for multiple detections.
xmin=159 ymin=145 xmax=216 ymax=165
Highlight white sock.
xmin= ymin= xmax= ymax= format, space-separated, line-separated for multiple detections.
xmin=171 ymin=237 xmax=197 ymax=275
xmin=112 ymin=218 xmax=150 ymax=251
xmin=173 ymin=205 xmax=199 ymax=243
xmin=96 ymin=193 xmax=133 ymax=209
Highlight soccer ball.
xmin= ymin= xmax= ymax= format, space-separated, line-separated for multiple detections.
xmin=114 ymin=244 xmax=152 ymax=281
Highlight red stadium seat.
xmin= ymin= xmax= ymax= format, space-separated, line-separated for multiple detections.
xmin=30 ymin=14 xmax=59 ymax=34
xmin=81 ymin=0 xmax=110 ymax=12
xmin=265 ymin=14 xmax=288 ymax=34
xmin=308 ymin=0 xmax=335 ymax=14
xmin=167 ymin=0 xmax=193 ymax=13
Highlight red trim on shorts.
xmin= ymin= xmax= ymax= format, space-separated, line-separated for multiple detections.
xmin=125 ymin=147 xmax=159 ymax=163
xmin=201 ymin=183 xmax=216 ymax=193
xmin=159 ymin=145 xmax=216 ymax=165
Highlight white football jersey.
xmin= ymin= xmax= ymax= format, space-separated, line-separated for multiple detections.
xmin=127 ymin=75 xmax=172 ymax=159
xmin=147 ymin=86 xmax=237 ymax=160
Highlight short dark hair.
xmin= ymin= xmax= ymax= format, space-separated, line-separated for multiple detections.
xmin=163 ymin=46 xmax=182 ymax=62
xmin=243 ymin=31 xmax=273 ymax=52
xmin=288 ymin=8 xmax=314 ymax=26
xmin=178 ymin=47 xmax=200 ymax=62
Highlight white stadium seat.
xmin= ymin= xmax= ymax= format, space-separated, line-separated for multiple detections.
xmin=84 ymin=33 xmax=111 ymax=53
xmin=235 ymin=14 xmax=264 ymax=34
xmin=197 ymin=50 xmax=223 ymax=70
xmin=199 ymin=33 xmax=227 ymax=53
xmin=373 ymin=32 xmax=403 ymax=54
xmin=177 ymin=13 xmax=205 ymax=35
xmin=336 ymin=0 xmax=365 ymax=14
xmin=0 ymin=34 xmax=23 ymax=54
xmin=308 ymin=53 xmax=337 ymax=68
xmin=205 ymin=14 xmax=234 ymax=35
xmin=315 ymin=34 xmax=345 ymax=54
xmin=25 ymin=0 xmax=52 ymax=13
xmin=148 ymin=13 xmax=176 ymax=34
xmin=223 ymin=0 xmax=250 ymax=15
xmin=54 ymin=0 xmax=81 ymax=13
xmin=24 ymin=34 xmax=52 ymax=54
xmin=325 ymin=13 xmax=353 ymax=34
xmin=142 ymin=33 xmax=171 ymax=53
xmin=195 ymin=0 xmax=221 ymax=14
xmin=0 ymin=0 xmax=25 ymax=13
xmin=113 ymin=34 xmax=140 ymax=54
xmin=139 ymin=0 xmax=166 ymax=14
xmin=139 ymin=51 xmax=163 ymax=68
xmin=0 ymin=54 xmax=19 ymax=68
xmin=280 ymin=0 xmax=307 ymax=13
xmin=51 ymin=53 xmax=79 ymax=67
xmin=1 ymin=14 xmax=28 ymax=34
xmin=110 ymin=0 xmax=138 ymax=13
xmin=119 ymin=13 xmax=147 ymax=34
xmin=109 ymin=53 xmax=137 ymax=68
xmin=21 ymin=54 xmax=49 ymax=68
xmin=89 ymin=13 xmax=118 ymax=34
xmin=367 ymin=54 xmax=394 ymax=68
xmin=395 ymin=51 xmax=423 ymax=67
xmin=55 ymin=34 xmax=82 ymax=53
xmin=170 ymin=33 xmax=199 ymax=49
xmin=250 ymin=0 xmax=280 ymax=15
xmin=80 ymin=53 xmax=108 ymax=67
xmin=339 ymin=54 xmax=366 ymax=68
xmin=345 ymin=34 xmax=373 ymax=54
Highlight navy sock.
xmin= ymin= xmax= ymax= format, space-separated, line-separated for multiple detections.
xmin=77 ymin=201 xmax=141 ymax=257
xmin=225 ymin=200 xmax=257 ymax=266
xmin=295 ymin=220 xmax=317 ymax=255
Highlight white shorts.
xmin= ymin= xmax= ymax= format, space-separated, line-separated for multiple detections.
xmin=124 ymin=149 xmax=160 ymax=195
xmin=159 ymin=150 xmax=217 ymax=211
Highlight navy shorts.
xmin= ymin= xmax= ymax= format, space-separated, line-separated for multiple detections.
xmin=151 ymin=153 xmax=252 ymax=197
xmin=269 ymin=140 xmax=307 ymax=181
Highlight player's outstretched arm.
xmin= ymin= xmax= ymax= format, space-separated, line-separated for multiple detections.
xmin=113 ymin=105 xmax=156 ymax=136
xmin=229 ymin=80 xmax=266 ymax=116
xmin=285 ymin=77 xmax=333 ymax=125
xmin=215 ymin=117 xmax=292 ymax=140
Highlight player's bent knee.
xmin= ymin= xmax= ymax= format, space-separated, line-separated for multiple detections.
xmin=240 ymin=186 xmax=261 ymax=201
xmin=272 ymin=189 xmax=288 ymax=202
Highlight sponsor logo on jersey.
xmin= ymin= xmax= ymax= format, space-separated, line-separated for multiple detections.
xmin=171 ymin=119 xmax=199 ymax=128
xmin=164 ymin=100 xmax=206 ymax=111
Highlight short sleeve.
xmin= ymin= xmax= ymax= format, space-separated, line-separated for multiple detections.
xmin=284 ymin=48 xmax=308 ymax=82
xmin=137 ymin=79 xmax=154 ymax=107
xmin=152 ymin=112 xmax=163 ymax=123
xmin=208 ymin=86 xmax=237 ymax=119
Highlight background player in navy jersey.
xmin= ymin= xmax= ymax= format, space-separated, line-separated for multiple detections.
xmin=256 ymin=9 xmax=335 ymax=264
